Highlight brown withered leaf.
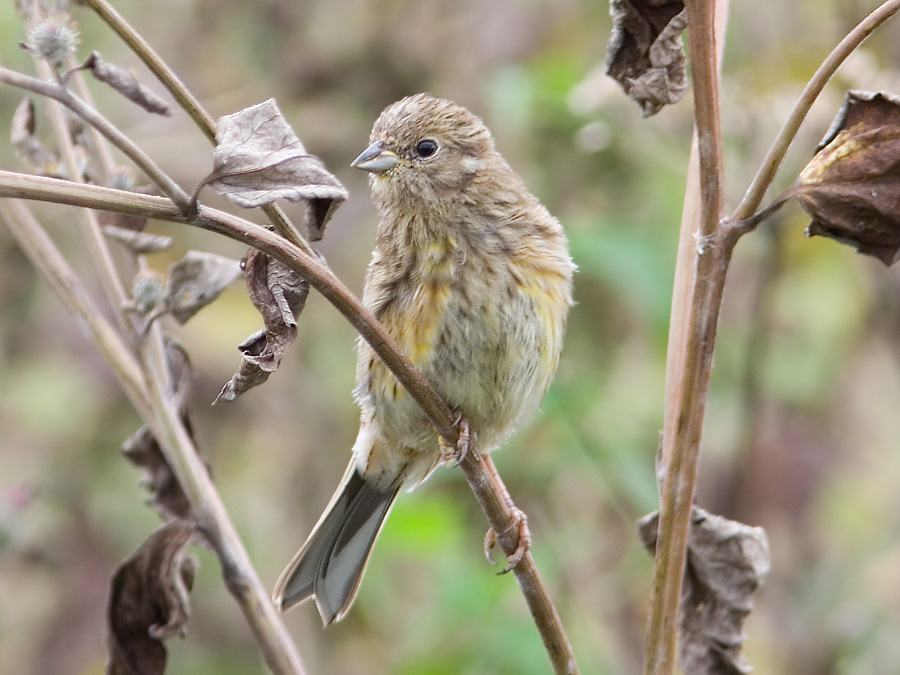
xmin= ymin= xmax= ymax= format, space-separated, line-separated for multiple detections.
xmin=202 ymin=98 xmax=347 ymax=240
xmin=11 ymin=96 xmax=60 ymax=175
xmin=163 ymin=251 xmax=242 ymax=324
xmin=106 ymin=520 xmax=198 ymax=675
xmin=215 ymin=249 xmax=310 ymax=403
xmin=122 ymin=343 xmax=204 ymax=521
xmin=797 ymin=90 xmax=900 ymax=265
xmin=639 ymin=506 xmax=770 ymax=675
xmin=606 ymin=0 xmax=687 ymax=116
xmin=82 ymin=51 xmax=170 ymax=116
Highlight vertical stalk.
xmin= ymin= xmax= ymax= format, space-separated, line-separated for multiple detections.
xmin=643 ymin=0 xmax=730 ymax=673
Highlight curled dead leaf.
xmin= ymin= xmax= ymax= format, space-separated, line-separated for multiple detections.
xmin=106 ymin=520 xmax=198 ymax=675
xmin=606 ymin=0 xmax=687 ymax=116
xmin=797 ymin=90 xmax=900 ymax=265
xmin=215 ymin=249 xmax=310 ymax=403
xmin=82 ymin=51 xmax=170 ymax=116
xmin=200 ymin=99 xmax=347 ymax=239
xmin=122 ymin=343 xmax=204 ymax=522
xmin=639 ymin=506 xmax=770 ymax=675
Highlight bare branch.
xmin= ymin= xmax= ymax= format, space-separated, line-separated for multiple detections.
xmin=0 ymin=169 xmax=579 ymax=674
xmin=0 ymin=64 xmax=191 ymax=211
xmin=733 ymin=0 xmax=900 ymax=222
xmin=78 ymin=0 xmax=314 ymax=256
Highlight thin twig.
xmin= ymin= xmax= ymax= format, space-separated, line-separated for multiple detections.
xmin=0 ymin=65 xmax=191 ymax=212
xmin=1 ymin=192 xmax=308 ymax=675
xmin=643 ymin=0 xmax=730 ymax=673
xmin=733 ymin=0 xmax=900 ymax=222
xmin=458 ymin=451 xmax=578 ymax=674
xmin=77 ymin=0 xmax=217 ymax=140
xmin=32 ymin=57 xmax=135 ymax=340
xmin=77 ymin=0 xmax=315 ymax=256
xmin=0 ymin=170 xmax=579 ymax=674
xmin=138 ymin=329 xmax=308 ymax=675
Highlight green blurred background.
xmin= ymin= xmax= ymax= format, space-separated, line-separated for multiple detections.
xmin=2 ymin=1 xmax=900 ymax=673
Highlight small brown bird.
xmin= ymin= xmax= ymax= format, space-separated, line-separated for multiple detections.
xmin=273 ymin=93 xmax=574 ymax=624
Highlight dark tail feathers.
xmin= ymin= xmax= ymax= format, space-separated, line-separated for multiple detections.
xmin=273 ymin=463 xmax=399 ymax=624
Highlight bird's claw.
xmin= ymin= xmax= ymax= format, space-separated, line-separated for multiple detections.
xmin=483 ymin=507 xmax=531 ymax=575
xmin=439 ymin=413 xmax=471 ymax=467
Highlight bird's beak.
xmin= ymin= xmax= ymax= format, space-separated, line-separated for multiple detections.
xmin=351 ymin=140 xmax=400 ymax=173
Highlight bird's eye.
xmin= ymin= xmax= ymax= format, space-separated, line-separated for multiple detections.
xmin=415 ymin=139 xmax=438 ymax=158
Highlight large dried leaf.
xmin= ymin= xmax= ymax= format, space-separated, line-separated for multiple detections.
xmin=797 ymin=90 xmax=900 ymax=265
xmin=639 ymin=506 xmax=770 ymax=675
xmin=82 ymin=51 xmax=170 ymax=116
xmin=11 ymin=96 xmax=60 ymax=175
xmin=215 ymin=249 xmax=310 ymax=403
xmin=606 ymin=0 xmax=687 ymax=116
xmin=122 ymin=343 xmax=204 ymax=522
xmin=202 ymin=98 xmax=347 ymax=239
xmin=106 ymin=520 xmax=198 ymax=675
xmin=163 ymin=251 xmax=242 ymax=324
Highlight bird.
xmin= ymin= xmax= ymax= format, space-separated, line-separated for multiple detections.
xmin=273 ymin=93 xmax=574 ymax=624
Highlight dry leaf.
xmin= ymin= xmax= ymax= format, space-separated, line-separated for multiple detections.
xmin=639 ymin=506 xmax=770 ymax=675
xmin=11 ymin=96 xmax=60 ymax=175
xmin=202 ymin=98 xmax=347 ymax=239
xmin=82 ymin=51 xmax=170 ymax=116
xmin=797 ymin=90 xmax=900 ymax=265
xmin=163 ymin=251 xmax=242 ymax=324
xmin=606 ymin=0 xmax=687 ymax=116
xmin=122 ymin=343 xmax=203 ymax=521
xmin=215 ymin=248 xmax=310 ymax=403
xmin=106 ymin=520 xmax=198 ymax=675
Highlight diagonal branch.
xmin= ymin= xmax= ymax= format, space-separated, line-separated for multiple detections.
xmin=0 ymin=65 xmax=190 ymax=212
xmin=77 ymin=0 xmax=314 ymax=255
xmin=0 ymin=170 xmax=580 ymax=675
xmin=733 ymin=0 xmax=900 ymax=223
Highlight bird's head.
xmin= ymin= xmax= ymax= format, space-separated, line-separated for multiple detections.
xmin=352 ymin=93 xmax=496 ymax=211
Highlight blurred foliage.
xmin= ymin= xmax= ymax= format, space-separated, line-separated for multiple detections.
xmin=2 ymin=1 xmax=900 ymax=674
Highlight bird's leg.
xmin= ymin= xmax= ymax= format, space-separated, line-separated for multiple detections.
xmin=484 ymin=507 xmax=531 ymax=574
xmin=438 ymin=412 xmax=471 ymax=466
xmin=481 ymin=455 xmax=532 ymax=574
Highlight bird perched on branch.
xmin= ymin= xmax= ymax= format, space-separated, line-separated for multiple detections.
xmin=273 ymin=93 xmax=574 ymax=624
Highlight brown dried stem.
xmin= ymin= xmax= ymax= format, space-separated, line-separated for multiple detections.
xmin=0 ymin=194 xmax=308 ymax=675
xmin=643 ymin=0 xmax=729 ymax=674
xmin=77 ymin=0 xmax=314 ymax=256
xmin=72 ymin=5 xmax=578 ymax=668
xmin=733 ymin=0 xmax=900 ymax=224
xmin=645 ymin=1 xmax=900 ymax=673
xmin=0 ymin=170 xmax=579 ymax=675
xmin=1 ymin=56 xmax=309 ymax=673
xmin=0 ymin=65 xmax=190 ymax=211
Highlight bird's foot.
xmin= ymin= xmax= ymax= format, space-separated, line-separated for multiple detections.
xmin=483 ymin=507 xmax=531 ymax=575
xmin=439 ymin=413 xmax=471 ymax=467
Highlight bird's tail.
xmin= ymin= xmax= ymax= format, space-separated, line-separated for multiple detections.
xmin=273 ymin=460 xmax=400 ymax=624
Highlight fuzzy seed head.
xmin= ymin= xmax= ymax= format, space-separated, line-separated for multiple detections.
xmin=26 ymin=15 xmax=79 ymax=67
